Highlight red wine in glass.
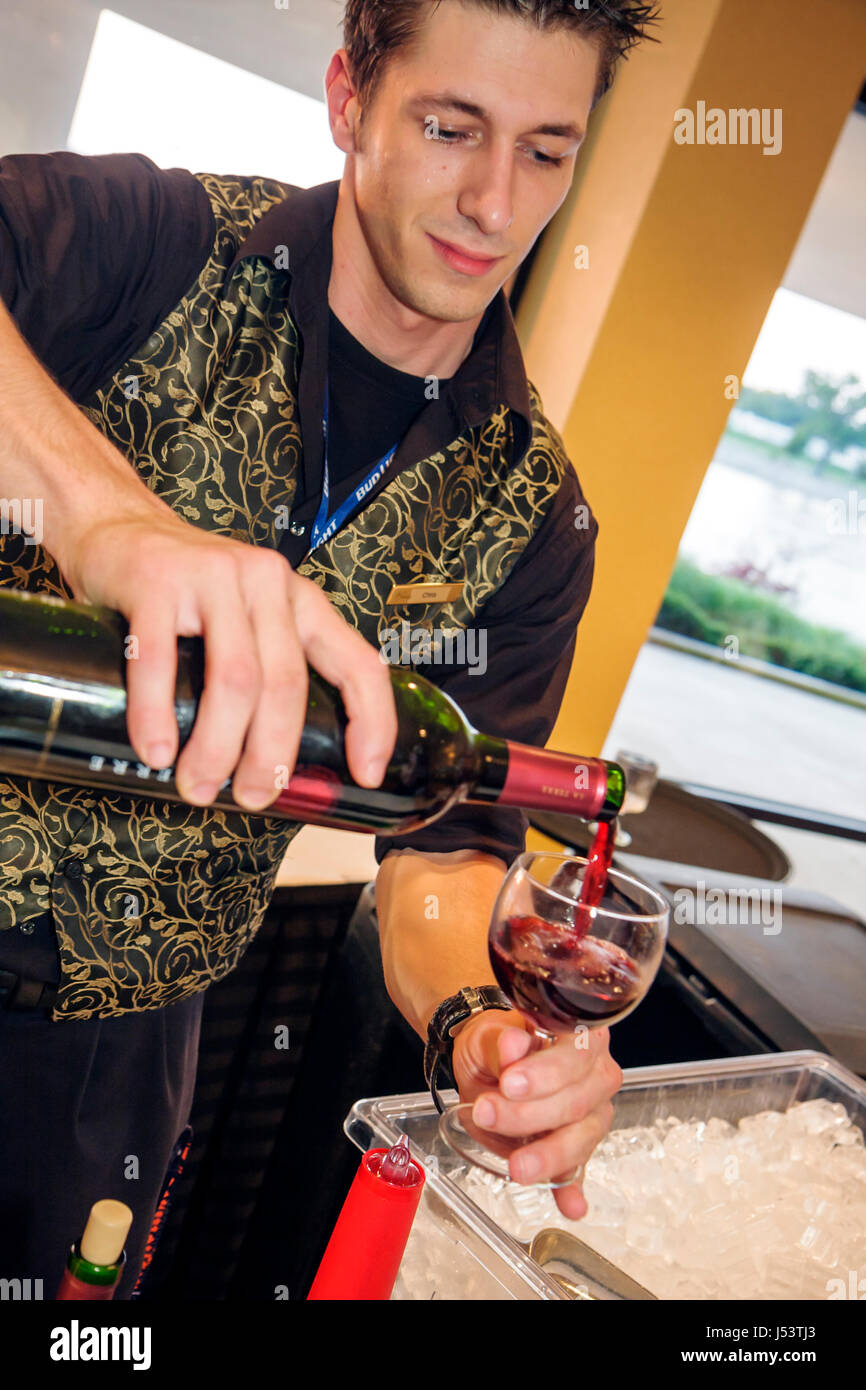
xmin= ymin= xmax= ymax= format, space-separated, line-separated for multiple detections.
xmin=439 ymin=848 xmax=669 ymax=1185
xmin=490 ymin=913 xmax=642 ymax=1034
xmin=490 ymin=819 xmax=645 ymax=1033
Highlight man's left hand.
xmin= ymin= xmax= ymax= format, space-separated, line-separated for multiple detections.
xmin=450 ymin=1012 xmax=622 ymax=1220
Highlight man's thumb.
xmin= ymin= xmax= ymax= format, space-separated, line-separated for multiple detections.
xmin=458 ymin=1011 xmax=531 ymax=1080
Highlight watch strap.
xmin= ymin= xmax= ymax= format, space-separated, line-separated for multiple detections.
xmin=424 ymin=985 xmax=512 ymax=1114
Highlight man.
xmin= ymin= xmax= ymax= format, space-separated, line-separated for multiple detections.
xmin=0 ymin=0 xmax=658 ymax=1295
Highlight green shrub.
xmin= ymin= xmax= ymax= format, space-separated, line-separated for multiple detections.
xmin=656 ymin=560 xmax=866 ymax=694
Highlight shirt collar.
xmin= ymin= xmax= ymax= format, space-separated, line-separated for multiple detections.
xmin=228 ymin=180 xmax=533 ymax=464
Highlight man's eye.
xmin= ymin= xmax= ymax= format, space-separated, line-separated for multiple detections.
xmin=429 ymin=125 xmax=567 ymax=166
xmin=528 ymin=149 xmax=566 ymax=168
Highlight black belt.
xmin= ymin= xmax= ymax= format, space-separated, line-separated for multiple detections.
xmin=0 ymin=969 xmax=58 ymax=1012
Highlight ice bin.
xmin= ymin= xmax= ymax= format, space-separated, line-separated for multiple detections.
xmin=344 ymin=1050 xmax=866 ymax=1301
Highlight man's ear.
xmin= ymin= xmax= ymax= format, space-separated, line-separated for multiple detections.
xmin=324 ymin=49 xmax=360 ymax=155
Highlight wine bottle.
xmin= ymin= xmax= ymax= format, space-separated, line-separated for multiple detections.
xmin=56 ymin=1199 xmax=132 ymax=1300
xmin=307 ymin=1136 xmax=425 ymax=1301
xmin=0 ymin=588 xmax=624 ymax=834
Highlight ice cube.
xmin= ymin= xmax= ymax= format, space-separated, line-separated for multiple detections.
xmin=803 ymin=1191 xmax=840 ymax=1222
xmin=582 ymin=1175 xmax=627 ymax=1229
xmin=662 ymin=1120 xmax=705 ymax=1169
xmin=576 ymin=1223 xmax=628 ymax=1266
xmin=509 ymin=1184 xmax=557 ymax=1224
xmin=796 ymin=1222 xmax=842 ymax=1270
xmin=739 ymin=1109 xmax=786 ymax=1136
xmin=625 ymin=1209 xmax=665 ymax=1257
xmin=832 ymin=1124 xmax=865 ymax=1148
xmin=598 ymin=1127 xmax=658 ymax=1162
xmin=761 ymin=1251 xmax=811 ymax=1298
xmin=617 ymin=1153 xmax=665 ymax=1202
xmin=696 ymin=1141 xmax=731 ymax=1182
xmin=657 ymin=1114 xmax=681 ymax=1133
xmin=743 ymin=1213 xmax=786 ymax=1281
xmin=786 ymin=1099 xmax=850 ymax=1136
xmin=827 ymin=1145 xmax=866 ymax=1184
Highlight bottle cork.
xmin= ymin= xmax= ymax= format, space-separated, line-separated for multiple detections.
xmin=79 ymin=1200 xmax=133 ymax=1266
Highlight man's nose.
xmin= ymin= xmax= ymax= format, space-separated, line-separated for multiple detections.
xmin=456 ymin=143 xmax=515 ymax=237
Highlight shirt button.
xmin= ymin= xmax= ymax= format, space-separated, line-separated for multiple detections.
xmin=19 ymin=921 xmax=36 ymax=935
xmin=62 ymin=859 xmax=84 ymax=879
xmin=290 ymin=522 xmax=306 ymax=537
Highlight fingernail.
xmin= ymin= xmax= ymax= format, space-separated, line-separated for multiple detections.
xmin=515 ymin=1151 xmax=540 ymax=1181
xmin=147 ymin=743 xmax=173 ymax=768
xmin=188 ymin=783 xmax=218 ymax=803
xmin=501 ymin=1070 xmax=529 ymax=1098
xmin=472 ymin=1099 xmax=496 ymax=1129
xmin=234 ymin=787 xmax=273 ymax=810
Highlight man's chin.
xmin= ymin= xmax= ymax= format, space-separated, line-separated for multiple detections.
xmin=397 ymin=277 xmax=499 ymax=326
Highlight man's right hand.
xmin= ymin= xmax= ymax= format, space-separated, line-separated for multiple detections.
xmin=0 ymin=294 xmax=394 ymax=812
xmin=63 ymin=504 xmax=398 ymax=811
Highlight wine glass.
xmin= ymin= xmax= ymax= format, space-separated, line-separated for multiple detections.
xmin=438 ymin=851 xmax=669 ymax=1188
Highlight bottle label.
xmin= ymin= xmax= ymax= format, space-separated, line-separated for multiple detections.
xmin=500 ymin=747 xmax=609 ymax=818
xmin=273 ymin=767 xmax=343 ymax=818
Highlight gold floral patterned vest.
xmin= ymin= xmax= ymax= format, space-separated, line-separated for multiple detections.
xmin=0 ymin=172 xmax=567 ymax=1020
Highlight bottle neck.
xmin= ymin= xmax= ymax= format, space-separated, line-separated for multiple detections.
xmin=469 ymin=736 xmax=624 ymax=823
xmin=66 ymin=1243 xmax=124 ymax=1287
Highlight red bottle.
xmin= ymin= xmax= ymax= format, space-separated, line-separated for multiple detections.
xmin=308 ymin=1136 xmax=425 ymax=1300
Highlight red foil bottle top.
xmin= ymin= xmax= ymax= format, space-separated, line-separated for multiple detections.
xmin=500 ymin=747 xmax=609 ymax=817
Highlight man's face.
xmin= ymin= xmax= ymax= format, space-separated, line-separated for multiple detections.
xmin=345 ymin=0 xmax=600 ymax=325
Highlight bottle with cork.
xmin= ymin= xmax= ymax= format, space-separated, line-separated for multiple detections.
xmin=56 ymin=1200 xmax=134 ymax=1300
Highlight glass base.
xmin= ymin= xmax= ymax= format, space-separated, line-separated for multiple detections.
xmin=438 ymin=1103 xmax=583 ymax=1190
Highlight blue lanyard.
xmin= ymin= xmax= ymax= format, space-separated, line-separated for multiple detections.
xmin=309 ymin=381 xmax=400 ymax=552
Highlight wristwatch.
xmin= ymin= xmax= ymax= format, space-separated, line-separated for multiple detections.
xmin=424 ymin=985 xmax=512 ymax=1113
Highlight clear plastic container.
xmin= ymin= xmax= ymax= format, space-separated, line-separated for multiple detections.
xmin=344 ymin=1050 xmax=866 ymax=1301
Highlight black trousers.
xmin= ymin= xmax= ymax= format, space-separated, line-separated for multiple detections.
xmin=0 ymin=912 xmax=203 ymax=1299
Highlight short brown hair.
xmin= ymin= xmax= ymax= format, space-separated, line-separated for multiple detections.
xmin=342 ymin=0 xmax=661 ymax=111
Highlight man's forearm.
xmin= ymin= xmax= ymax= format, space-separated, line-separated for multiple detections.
xmin=375 ymin=847 xmax=513 ymax=1041
xmin=0 ymin=295 xmax=168 ymax=584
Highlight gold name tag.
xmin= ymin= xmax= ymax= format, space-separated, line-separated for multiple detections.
xmin=386 ymin=582 xmax=464 ymax=606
